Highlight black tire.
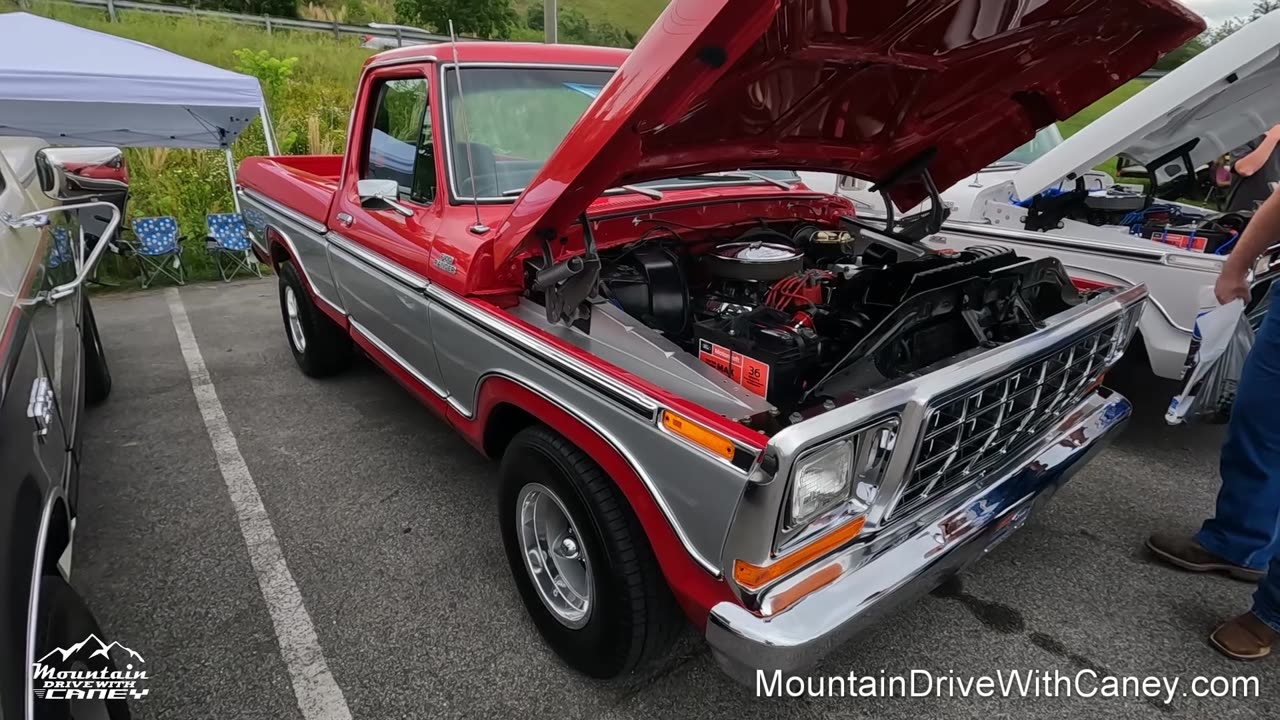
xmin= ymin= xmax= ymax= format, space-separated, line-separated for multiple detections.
xmin=278 ymin=261 xmax=352 ymax=377
xmin=499 ymin=425 xmax=681 ymax=678
xmin=82 ymin=296 xmax=111 ymax=406
xmin=31 ymin=576 xmax=132 ymax=720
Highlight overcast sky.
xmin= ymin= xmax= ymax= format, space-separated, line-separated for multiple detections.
xmin=1183 ymin=0 xmax=1263 ymax=23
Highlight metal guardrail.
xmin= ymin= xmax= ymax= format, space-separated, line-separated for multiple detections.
xmin=38 ymin=0 xmax=463 ymax=46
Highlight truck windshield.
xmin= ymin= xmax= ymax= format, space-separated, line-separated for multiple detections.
xmin=442 ymin=67 xmax=798 ymax=200
xmin=993 ymin=125 xmax=1065 ymax=167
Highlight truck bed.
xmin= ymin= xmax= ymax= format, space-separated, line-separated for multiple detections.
xmin=237 ymin=155 xmax=341 ymax=227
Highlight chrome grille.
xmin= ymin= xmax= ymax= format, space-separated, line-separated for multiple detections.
xmin=891 ymin=322 xmax=1122 ymax=519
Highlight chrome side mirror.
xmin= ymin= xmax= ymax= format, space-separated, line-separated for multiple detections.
xmin=356 ymin=178 xmax=414 ymax=217
xmin=35 ymin=147 xmax=128 ymax=201
xmin=1 ymin=201 xmax=122 ymax=303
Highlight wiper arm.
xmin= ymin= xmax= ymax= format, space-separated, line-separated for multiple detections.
xmin=614 ymin=184 xmax=663 ymax=200
xmin=710 ymin=171 xmax=795 ymax=189
xmin=502 ymin=184 xmax=664 ymax=200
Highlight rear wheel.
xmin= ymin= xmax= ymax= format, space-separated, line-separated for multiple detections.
xmin=499 ymin=425 xmax=681 ymax=678
xmin=277 ymin=261 xmax=352 ymax=377
xmin=31 ymin=576 xmax=132 ymax=720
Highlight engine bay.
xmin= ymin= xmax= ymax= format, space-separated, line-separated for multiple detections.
xmin=532 ymin=219 xmax=1086 ymax=431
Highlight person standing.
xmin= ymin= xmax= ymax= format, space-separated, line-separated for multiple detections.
xmin=1147 ymin=183 xmax=1280 ymax=659
xmin=1225 ymin=124 xmax=1280 ymax=213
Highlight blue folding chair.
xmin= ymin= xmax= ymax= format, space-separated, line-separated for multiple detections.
xmin=205 ymin=213 xmax=262 ymax=282
xmin=48 ymin=226 xmax=74 ymax=270
xmin=130 ymin=216 xmax=185 ymax=288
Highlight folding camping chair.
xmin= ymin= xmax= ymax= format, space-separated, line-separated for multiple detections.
xmin=130 ymin=216 xmax=186 ymax=288
xmin=205 ymin=213 xmax=262 ymax=282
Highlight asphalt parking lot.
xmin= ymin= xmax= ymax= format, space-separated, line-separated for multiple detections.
xmin=73 ymin=277 xmax=1280 ymax=719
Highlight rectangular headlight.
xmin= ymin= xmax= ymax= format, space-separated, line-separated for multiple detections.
xmin=787 ymin=418 xmax=899 ymax=530
xmin=790 ymin=441 xmax=853 ymax=525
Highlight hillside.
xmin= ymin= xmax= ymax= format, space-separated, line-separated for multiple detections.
xmin=513 ymin=0 xmax=667 ymax=38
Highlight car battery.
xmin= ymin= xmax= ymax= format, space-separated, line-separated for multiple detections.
xmin=1138 ymin=222 xmax=1236 ymax=254
xmin=693 ymin=307 xmax=819 ymax=407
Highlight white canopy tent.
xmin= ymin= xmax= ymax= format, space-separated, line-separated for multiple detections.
xmin=0 ymin=11 xmax=277 ymax=209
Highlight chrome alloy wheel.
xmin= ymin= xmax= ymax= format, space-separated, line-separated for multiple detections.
xmin=517 ymin=483 xmax=593 ymax=629
xmin=285 ymin=285 xmax=307 ymax=353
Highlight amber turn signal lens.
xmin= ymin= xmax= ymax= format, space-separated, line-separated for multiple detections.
xmin=733 ymin=515 xmax=866 ymax=591
xmin=769 ymin=563 xmax=843 ymax=614
xmin=661 ymin=410 xmax=735 ymax=461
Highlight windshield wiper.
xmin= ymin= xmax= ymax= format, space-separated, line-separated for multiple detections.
xmin=501 ymin=184 xmax=664 ymax=200
xmin=712 ymin=171 xmax=796 ymax=189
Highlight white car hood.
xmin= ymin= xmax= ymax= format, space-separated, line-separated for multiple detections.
xmin=1011 ymin=10 xmax=1280 ymax=201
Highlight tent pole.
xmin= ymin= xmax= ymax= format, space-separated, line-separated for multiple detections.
xmin=225 ymin=149 xmax=242 ymax=213
xmin=260 ymin=101 xmax=279 ymax=155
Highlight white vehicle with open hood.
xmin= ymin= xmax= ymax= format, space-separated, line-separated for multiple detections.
xmin=808 ymin=10 xmax=1280 ymax=380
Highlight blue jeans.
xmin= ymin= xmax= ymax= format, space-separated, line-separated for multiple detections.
xmin=1195 ymin=306 xmax=1280 ymax=631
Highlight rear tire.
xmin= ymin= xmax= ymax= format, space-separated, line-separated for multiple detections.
xmin=31 ymin=576 xmax=132 ymax=720
xmin=499 ymin=425 xmax=681 ymax=678
xmin=278 ymin=261 xmax=352 ymax=377
xmin=82 ymin=296 xmax=111 ymax=406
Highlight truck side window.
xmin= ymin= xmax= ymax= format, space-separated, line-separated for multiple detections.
xmin=364 ymin=77 xmax=435 ymax=204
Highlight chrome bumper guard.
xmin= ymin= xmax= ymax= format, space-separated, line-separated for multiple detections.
xmin=705 ymin=388 xmax=1131 ymax=683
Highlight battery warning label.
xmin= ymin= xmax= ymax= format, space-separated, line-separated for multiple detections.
xmin=698 ymin=339 xmax=770 ymax=397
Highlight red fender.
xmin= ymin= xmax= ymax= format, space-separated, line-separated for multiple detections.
xmin=449 ymin=377 xmax=737 ymax=628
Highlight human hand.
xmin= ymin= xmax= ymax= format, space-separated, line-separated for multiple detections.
xmin=1215 ymin=264 xmax=1251 ymax=305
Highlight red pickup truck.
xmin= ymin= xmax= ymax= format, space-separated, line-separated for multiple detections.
xmin=236 ymin=0 xmax=1202 ymax=682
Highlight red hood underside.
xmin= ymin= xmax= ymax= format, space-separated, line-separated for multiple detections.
xmin=495 ymin=0 xmax=1204 ymax=268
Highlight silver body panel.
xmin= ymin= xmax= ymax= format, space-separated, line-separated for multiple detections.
xmin=510 ymin=299 xmax=774 ymax=421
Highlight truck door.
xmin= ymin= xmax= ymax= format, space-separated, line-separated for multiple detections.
xmin=0 ymin=158 xmax=72 ymax=498
xmin=328 ymin=64 xmax=447 ymax=389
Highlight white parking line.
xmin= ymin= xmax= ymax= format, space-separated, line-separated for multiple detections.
xmin=166 ymin=288 xmax=353 ymax=720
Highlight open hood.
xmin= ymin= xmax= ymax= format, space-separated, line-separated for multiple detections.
xmin=494 ymin=0 xmax=1202 ymax=267
xmin=1012 ymin=10 xmax=1280 ymax=200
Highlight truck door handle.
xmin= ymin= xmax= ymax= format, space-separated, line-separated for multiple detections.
xmin=336 ymin=213 xmax=354 ymax=228
xmin=27 ymin=377 xmax=53 ymax=441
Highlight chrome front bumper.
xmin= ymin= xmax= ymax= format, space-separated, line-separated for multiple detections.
xmin=705 ymin=388 xmax=1130 ymax=683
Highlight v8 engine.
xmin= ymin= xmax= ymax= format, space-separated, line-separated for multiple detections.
xmin=598 ymin=221 xmax=1083 ymax=426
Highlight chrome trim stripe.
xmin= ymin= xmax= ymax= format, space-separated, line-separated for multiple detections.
xmin=425 ymin=282 xmax=661 ymax=419
xmin=470 ymin=369 xmax=722 ymax=576
xmin=25 ymin=490 xmax=65 ymax=720
xmin=239 ymin=187 xmax=327 ymax=235
xmin=942 ymin=223 xmax=1168 ymax=262
xmin=327 ymin=232 xmax=429 ymax=290
xmin=438 ymin=62 xmax=619 ymax=204
xmin=365 ymin=54 xmax=440 ymax=71
xmin=350 ymin=318 xmax=451 ymax=399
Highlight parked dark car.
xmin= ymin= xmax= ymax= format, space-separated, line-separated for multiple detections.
xmin=0 ymin=142 xmax=127 ymax=719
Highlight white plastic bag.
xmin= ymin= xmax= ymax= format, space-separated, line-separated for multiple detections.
xmin=1166 ymin=297 xmax=1253 ymax=425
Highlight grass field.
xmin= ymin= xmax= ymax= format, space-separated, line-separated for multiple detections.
xmin=6 ymin=1 xmax=1150 ymax=285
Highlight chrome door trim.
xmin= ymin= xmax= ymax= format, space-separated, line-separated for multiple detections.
xmin=350 ymin=317 xmax=450 ymax=399
xmin=327 ymin=232 xmax=429 ymax=291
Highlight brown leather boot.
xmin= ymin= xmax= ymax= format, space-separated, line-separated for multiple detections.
xmin=1210 ymin=612 xmax=1279 ymax=661
xmin=1145 ymin=533 xmax=1264 ymax=582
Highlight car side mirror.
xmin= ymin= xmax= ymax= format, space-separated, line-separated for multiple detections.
xmin=1 ymin=201 xmax=121 ymax=303
xmin=356 ymin=179 xmax=414 ymax=218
